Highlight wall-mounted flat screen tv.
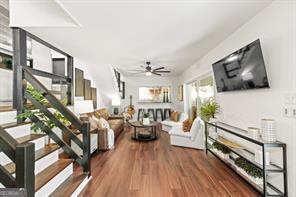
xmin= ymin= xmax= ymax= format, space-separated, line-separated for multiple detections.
xmin=212 ymin=39 xmax=269 ymax=92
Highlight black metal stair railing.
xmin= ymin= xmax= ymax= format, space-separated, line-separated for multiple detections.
xmin=22 ymin=67 xmax=91 ymax=175
xmin=0 ymin=126 xmax=35 ymax=196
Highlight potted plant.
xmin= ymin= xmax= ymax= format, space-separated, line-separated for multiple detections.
xmin=142 ymin=112 xmax=150 ymax=125
xmin=235 ymin=157 xmax=263 ymax=184
xmin=200 ymin=99 xmax=220 ymax=122
xmin=212 ymin=141 xmax=231 ymax=159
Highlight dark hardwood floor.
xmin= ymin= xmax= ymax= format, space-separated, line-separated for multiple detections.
xmin=78 ymin=125 xmax=259 ymax=197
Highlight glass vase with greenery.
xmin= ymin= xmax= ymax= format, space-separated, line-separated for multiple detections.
xmin=199 ymin=98 xmax=220 ymax=122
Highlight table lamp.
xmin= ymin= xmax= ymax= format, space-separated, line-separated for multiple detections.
xmin=112 ymin=98 xmax=121 ymax=115
xmin=74 ymin=100 xmax=94 ymax=121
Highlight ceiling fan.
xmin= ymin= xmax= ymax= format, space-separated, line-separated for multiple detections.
xmin=129 ymin=62 xmax=171 ymax=76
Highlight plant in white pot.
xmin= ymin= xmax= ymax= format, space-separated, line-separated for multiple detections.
xmin=200 ymin=99 xmax=220 ymax=122
xmin=142 ymin=112 xmax=150 ymax=125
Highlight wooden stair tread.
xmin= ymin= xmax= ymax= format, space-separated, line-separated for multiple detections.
xmin=50 ymin=173 xmax=87 ymax=196
xmin=4 ymin=144 xmax=60 ymax=174
xmin=35 ymin=159 xmax=73 ymax=192
xmin=0 ymin=106 xmax=14 ymax=112
xmin=1 ymin=121 xmax=31 ymax=129
xmin=16 ymin=133 xmax=46 ymax=144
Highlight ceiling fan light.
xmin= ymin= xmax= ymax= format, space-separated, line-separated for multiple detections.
xmin=145 ymin=71 xmax=152 ymax=76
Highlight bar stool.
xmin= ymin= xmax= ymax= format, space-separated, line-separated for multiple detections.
xmin=163 ymin=108 xmax=171 ymax=120
xmin=147 ymin=108 xmax=155 ymax=121
xmin=155 ymin=108 xmax=164 ymax=121
xmin=137 ymin=108 xmax=145 ymax=121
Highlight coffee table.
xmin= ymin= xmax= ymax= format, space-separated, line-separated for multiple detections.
xmin=129 ymin=121 xmax=158 ymax=141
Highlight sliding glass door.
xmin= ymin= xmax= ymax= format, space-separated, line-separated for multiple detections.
xmin=186 ymin=75 xmax=215 ymax=121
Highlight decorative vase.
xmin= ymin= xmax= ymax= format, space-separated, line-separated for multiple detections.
xmin=261 ymin=119 xmax=276 ymax=142
xmin=209 ymin=117 xmax=218 ymax=123
xmin=143 ymin=118 xmax=150 ymax=125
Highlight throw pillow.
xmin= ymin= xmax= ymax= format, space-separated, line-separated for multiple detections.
xmin=88 ymin=116 xmax=98 ymax=131
xmin=182 ymin=119 xmax=192 ymax=132
xmin=99 ymin=118 xmax=110 ymax=129
xmin=94 ymin=108 xmax=110 ymax=120
xmin=170 ymin=111 xmax=180 ymax=122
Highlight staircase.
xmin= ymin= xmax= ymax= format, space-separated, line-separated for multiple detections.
xmin=0 ymin=106 xmax=90 ymax=197
xmin=0 ymin=28 xmax=91 ymax=196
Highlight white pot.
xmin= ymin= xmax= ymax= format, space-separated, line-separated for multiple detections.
xmin=143 ymin=118 xmax=150 ymax=125
xmin=209 ymin=117 xmax=219 ymax=123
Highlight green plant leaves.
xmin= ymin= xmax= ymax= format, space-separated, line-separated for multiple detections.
xmin=235 ymin=157 xmax=263 ymax=178
xmin=16 ymin=83 xmax=71 ymax=133
xmin=212 ymin=141 xmax=231 ymax=154
xmin=199 ymin=98 xmax=220 ymax=121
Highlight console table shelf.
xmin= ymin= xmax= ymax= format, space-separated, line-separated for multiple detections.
xmin=205 ymin=122 xmax=287 ymax=197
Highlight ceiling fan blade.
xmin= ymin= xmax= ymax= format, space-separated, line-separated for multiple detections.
xmin=155 ymin=70 xmax=171 ymax=73
xmin=152 ymin=72 xmax=161 ymax=76
xmin=153 ymin=67 xmax=165 ymax=71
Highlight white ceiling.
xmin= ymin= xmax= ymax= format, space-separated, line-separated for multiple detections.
xmin=15 ymin=0 xmax=272 ymax=76
xmin=9 ymin=0 xmax=272 ymax=104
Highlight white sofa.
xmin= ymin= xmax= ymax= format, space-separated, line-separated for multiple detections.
xmin=161 ymin=112 xmax=188 ymax=132
xmin=169 ymin=117 xmax=205 ymax=150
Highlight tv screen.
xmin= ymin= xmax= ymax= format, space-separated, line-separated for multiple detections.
xmin=212 ymin=39 xmax=269 ymax=92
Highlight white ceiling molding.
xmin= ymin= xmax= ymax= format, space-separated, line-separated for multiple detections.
xmin=9 ymin=0 xmax=81 ymax=27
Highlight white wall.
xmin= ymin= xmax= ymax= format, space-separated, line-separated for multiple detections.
xmin=121 ymin=75 xmax=179 ymax=120
xmin=178 ymin=1 xmax=296 ymax=195
xmin=74 ymin=60 xmax=106 ymax=109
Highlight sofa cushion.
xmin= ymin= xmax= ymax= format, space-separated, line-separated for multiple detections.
xmin=161 ymin=120 xmax=182 ymax=127
xmin=88 ymin=116 xmax=99 ymax=131
xmin=94 ymin=108 xmax=110 ymax=120
xmin=99 ymin=118 xmax=110 ymax=129
xmin=170 ymin=127 xmax=191 ymax=138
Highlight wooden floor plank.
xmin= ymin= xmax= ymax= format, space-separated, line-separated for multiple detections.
xmin=79 ymin=125 xmax=260 ymax=197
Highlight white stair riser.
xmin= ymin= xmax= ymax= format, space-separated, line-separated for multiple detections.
xmin=0 ymin=136 xmax=46 ymax=166
xmin=0 ymin=110 xmax=16 ymax=125
xmin=35 ymin=163 xmax=73 ymax=197
xmin=10 ymin=149 xmax=60 ymax=178
xmin=5 ymin=124 xmax=31 ymax=139
xmin=0 ymin=153 xmax=11 ymax=166
xmin=35 ymin=149 xmax=59 ymax=175
xmin=30 ymin=136 xmax=46 ymax=151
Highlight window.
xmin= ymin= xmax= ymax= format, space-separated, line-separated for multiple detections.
xmin=186 ymin=75 xmax=214 ymax=120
